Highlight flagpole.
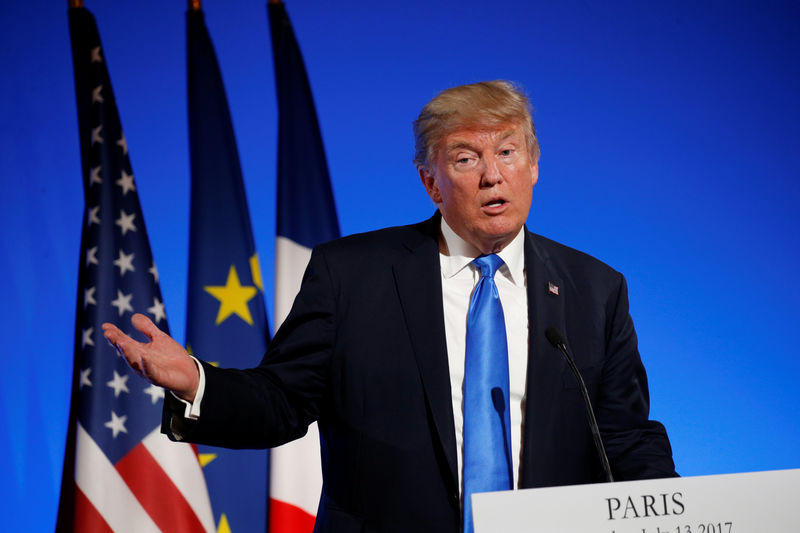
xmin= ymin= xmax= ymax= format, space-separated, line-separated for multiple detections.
xmin=189 ymin=0 xmax=201 ymax=10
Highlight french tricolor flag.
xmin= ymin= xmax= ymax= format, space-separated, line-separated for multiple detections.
xmin=268 ymin=2 xmax=340 ymax=531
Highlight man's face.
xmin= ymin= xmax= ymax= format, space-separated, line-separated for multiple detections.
xmin=419 ymin=123 xmax=538 ymax=254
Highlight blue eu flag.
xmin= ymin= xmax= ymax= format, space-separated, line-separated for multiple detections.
xmin=186 ymin=7 xmax=271 ymax=532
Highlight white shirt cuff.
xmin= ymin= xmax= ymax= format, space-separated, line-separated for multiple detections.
xmin=170 ymin=355 xmax=206 ymax=420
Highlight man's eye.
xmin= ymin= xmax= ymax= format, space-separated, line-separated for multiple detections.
xmin=500 ymin=149 xmax=513 ymax=157
xmin=457 ymin=157 xmax=471 ymax=164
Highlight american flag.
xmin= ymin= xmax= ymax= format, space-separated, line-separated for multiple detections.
xmin=57 ymin=7 xmax=214 ymax=532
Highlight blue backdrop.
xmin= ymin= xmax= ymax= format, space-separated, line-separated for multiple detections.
xmin=1 ymin=1 xmax=798 ymax=530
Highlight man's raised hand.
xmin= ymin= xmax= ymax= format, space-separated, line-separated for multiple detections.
xmin=102 ymin=313 xmax=200 ymax=402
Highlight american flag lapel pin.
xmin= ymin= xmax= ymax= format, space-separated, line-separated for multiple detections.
xmin=548 ymin=281 xmax=559 ymax=296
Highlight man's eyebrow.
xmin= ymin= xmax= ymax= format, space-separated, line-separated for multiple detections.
xmin=496 ymin=129 xmax=517 ymax=142
xmin=445 ymin=130 xmax=519 ymax=152
xmin=444 ymin=141 xmax=476 ymax=153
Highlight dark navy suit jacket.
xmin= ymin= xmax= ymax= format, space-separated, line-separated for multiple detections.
xmin=165 ymin=213 xmax=676 ymax=532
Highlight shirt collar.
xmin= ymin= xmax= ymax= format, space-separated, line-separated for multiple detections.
xmin=439 ymin=216 xmax=526 ymax=286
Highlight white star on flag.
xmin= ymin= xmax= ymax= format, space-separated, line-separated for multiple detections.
xmin=116 ymin=132 xmax=128 ymax=155
xmin=115 ymin=210 xmax=137 ymax=235
xmin=149 ymin=261 xmax=159 ymax=283
xmin=143 ymin=384 xmax=165 ymax=405
xmin=116 ymin=170 xmax=136 ymax=195
xmin=86 ymin=246 xmax=98 ymax=267
xmin=106 ymin=370 xmax=130 ymax=398
xmin=79 ymin=367 xmax=92 ymax=389
xmin=113 ymin=249 xmax=135 ymax=276
xmin=90 ymin=45 xmax=103 ymax=63
xmin=92 ymin=84 xmax=103 ymax=103
xmin=82 ymin=327 xmax=94 ymax=348
xmin=90 ymin=165 xmax=102 ymax=185
xmin=84 ymin=286 xmax=96 ymax=308
xmin=104 ymin=411 xmax=128 ymax=438
xmin=111 ymin=289 xmax=134 ymax=316
xmin=91 ymin=125 xmax=103 ymax=145
xmin=147 ymin=297 xmax=166 ymax=324
xmin=87 ymin=206 xmax=100 ymax=226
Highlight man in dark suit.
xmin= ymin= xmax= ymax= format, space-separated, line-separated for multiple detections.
xmin=104 ymin=80 xmax=676 ymax=533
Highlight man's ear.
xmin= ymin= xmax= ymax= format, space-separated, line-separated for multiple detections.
xmin=419 ymin=166 xmax=442 ymax=204
xmin=530 ymin=160 xmax=539 ymax=188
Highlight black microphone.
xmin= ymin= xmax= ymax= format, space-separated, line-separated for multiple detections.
xmin=491 ymin=387 xmax=514 ymax=486
xmin=545 ymin=327 xmax=614 ymax=483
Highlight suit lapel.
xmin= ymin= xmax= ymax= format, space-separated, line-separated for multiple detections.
xmin=392 ymin=215 xmax=459 ymax=494
xmin=520 ymin=229 xmax=567 ymax=487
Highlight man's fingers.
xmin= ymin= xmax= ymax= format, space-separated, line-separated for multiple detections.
xmin=131 ymin=312 xmax=161 ymax=341
xmin=102 ymin=322 xmax=143 ymax=367
xmin=102 ymin=322 xmax=136 ymax=351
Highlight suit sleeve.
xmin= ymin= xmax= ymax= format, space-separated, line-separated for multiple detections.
xmin=161 ymin=245 xmax=337 ymax=449
xmin=596 ymin=272 xmax=678 ymax=480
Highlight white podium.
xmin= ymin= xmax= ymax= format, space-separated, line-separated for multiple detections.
xmin=472 ymin=468 xmax=800 ymax=533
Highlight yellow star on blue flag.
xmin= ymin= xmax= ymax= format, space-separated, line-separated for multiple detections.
xmin=204 ymin=265 xmax=257 ymax=325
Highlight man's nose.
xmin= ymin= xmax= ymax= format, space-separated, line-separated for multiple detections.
xmin=480 ymin=157 xmax=504 ymax=186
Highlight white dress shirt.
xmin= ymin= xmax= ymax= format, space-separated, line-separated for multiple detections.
xmin=438 ymin=218 xmax=529 ymax=491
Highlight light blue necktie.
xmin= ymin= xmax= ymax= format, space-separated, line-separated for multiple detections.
xmin=463 ymin=254 xmax=513 ymax=533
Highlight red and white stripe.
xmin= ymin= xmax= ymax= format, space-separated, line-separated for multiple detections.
xmin=74 ymin=423 xmax=215 ymax=532
xmin=269 ymin=236 xmax=322 ymax=532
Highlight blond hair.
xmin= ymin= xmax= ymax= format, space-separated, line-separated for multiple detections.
xmin=412 ymin=80 xmax=540 ymax=169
